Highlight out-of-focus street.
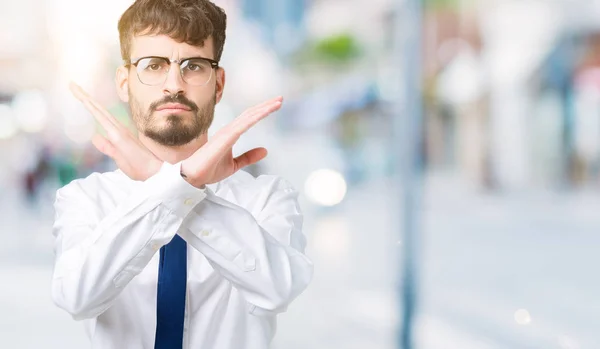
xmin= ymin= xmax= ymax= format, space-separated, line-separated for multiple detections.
xmin=2 ymin=172 xmax=599 ymax=348
xmin=3 ymin=0 xmax=600 ymax=347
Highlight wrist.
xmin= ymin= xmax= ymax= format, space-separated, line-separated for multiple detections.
xmin=146 ymin=159 xmax=164 ymax=181
xmin=180 ymin=161 xmax=205 ymax=189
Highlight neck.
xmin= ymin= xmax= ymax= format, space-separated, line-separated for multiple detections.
xmin=138 ymin=133 xmax=208 ymax=164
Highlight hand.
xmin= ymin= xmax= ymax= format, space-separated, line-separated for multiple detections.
xmin=181 ymin=97 xmax=283 ymax=188
xmin=69 ymin=82 xmax=162 ymax=181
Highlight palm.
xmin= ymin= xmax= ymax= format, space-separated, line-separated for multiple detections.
xmin=199 ymin=149 xmax=236 ymax=185
xmin=183 ymin=98 xmax=280 ymax=186
xmin=70 ymin=83 xmax=162 ymax=181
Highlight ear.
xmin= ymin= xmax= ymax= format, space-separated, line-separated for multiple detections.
xmin=115 ymin=66 xmax=130 ymax=103
xmin=215 ymin=67 xmax=226 ymax=104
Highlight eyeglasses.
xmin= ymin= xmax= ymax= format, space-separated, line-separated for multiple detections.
xmin=127 ymin=56 xmax=219 ymax=86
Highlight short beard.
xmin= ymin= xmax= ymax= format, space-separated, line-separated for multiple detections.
xmin=130 ymin=92 xmax=216 ymax=147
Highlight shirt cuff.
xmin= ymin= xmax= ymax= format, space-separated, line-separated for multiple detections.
xmin=146 ymin=161 xmax=207 ymax=219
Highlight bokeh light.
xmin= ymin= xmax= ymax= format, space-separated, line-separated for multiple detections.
xmin=304 ymin=168 xmax=347 ymax=206
xmin=0 ymin=104 xmax=18 ymax=140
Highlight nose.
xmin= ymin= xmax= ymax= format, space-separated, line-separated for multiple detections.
xmin=162 ymin=62 xmax=185 ymax=96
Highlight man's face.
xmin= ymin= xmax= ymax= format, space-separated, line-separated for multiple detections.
xmin=116 ymin=34 xmax=224 ymax=147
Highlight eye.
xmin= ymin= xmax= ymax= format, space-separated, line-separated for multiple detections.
xmin=183 ymin=59 xmax=210 ymax=72
xmin=139 ymin=58 xmax=167 ymax=71
xmin=187 ymin=63 xmax=205 ymax=72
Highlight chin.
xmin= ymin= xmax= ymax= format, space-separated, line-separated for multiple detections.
xmin=159 ymin=108 xmax=193 ymax=115
xmin=165 ymin=113 xmax=186 ymax=122
xmin=149 ymin=113 xmax=189 ymax=127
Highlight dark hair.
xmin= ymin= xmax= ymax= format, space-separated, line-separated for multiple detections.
xmin=118 ymin=0 xmax=227 ymax=62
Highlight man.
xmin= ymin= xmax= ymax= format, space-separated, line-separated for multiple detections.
xmin=51 ymin=0 xmax=313 ymax=348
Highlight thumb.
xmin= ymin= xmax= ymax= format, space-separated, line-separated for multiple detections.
xmin=233 ymin=147 xmax=268 ymax=171
xmin=92 ymin=134 xmax=117 ymax=158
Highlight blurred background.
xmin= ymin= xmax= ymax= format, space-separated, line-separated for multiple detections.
xmin=1 ymin=0 xmax=600 ymax=348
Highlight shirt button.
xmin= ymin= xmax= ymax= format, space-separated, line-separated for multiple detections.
xmin=201 ymin=230 xmax=210 ymax=237
xmin=151 ymin=242 xmax=161 ymax=251
xmin=184 ymin=198 xmax=195 ymax=206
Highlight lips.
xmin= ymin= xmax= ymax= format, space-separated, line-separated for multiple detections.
xmin=156 ymin=103 xmax=192 ymax=111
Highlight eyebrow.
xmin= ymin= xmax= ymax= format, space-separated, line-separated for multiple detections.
xmin=128 ymin=56 xmax=219 ymax=66
xmin=132 ymin=55 xmax=214 ymax=61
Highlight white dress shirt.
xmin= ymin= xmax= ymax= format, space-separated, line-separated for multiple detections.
xmin=51 ymin=161 xmax=313 ymax=349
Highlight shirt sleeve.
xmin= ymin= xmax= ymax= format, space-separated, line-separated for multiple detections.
xmin=51 ymin=161 xmax=206 ymax=320
xmin=178 ymin=176 xmax=314 ymax=315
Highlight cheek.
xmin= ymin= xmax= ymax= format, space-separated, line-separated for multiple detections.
xmin=193 ymin=87 xmax=217 ymax=105
xmin=130 ymin=87 xmax=161 ymax=111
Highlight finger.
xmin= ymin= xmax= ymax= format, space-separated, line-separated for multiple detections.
xmin=91 ymin=134 xmax=117 ymax=158
xmin=92 ymin=135 xmax=132 ymax=173
xmin=242 ymin=96 xmax=283 ymax=116
xmin=69 ymin=82 xmax=122 ymax=132
xmin=211 ymin=101 xmax=281 ymax=154
xmin=209 ymin=98 xmax=283 ymax=153
xmin=235 ymin=97 xmax=282 ymax=119
xmin=70 ymin=83 xmax=116 ymax=131
xmin=230 ymin=97 xmax=283 ymax=129
xmin=89 ymin=99 xmax=123 ymax=129
xmin=240 ymin=97 xmax=283 ymax=120
xmin=70 ymin=82 xmax=121 ymax=126
xmin=235 ymin=100 xmax=282 ymax=134
xmin=233 ymin=147 xmax=268 ymax=171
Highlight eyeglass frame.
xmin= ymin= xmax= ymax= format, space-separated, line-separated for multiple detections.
xmin=125 ymin=56 xmax=220 ymax=86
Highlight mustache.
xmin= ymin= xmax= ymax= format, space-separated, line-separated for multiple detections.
xmin=150 ymin=94 xmax=199 ymax=112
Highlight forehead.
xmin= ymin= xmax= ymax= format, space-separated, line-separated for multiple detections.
xmin=130 ymin=34 xmax=214 ymax=60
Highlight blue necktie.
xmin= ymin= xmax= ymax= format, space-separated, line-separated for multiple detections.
xmin=154 ymin=234 xmax=187 ymax=349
